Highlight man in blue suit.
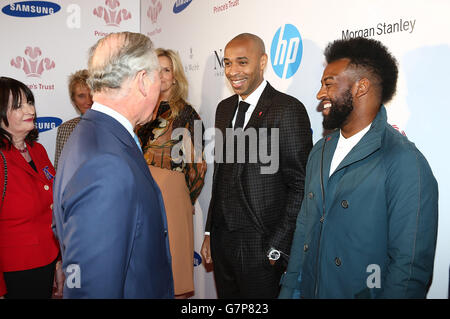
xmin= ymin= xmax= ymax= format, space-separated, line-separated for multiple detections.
xmin=53 ymin=32 xmax=174 ymax=298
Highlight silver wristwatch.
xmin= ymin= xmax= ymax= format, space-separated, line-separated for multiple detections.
xmin=267 ymin=248 xmax=281 ymax=261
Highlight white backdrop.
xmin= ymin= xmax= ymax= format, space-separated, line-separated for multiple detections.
xmin=1 ymin=0 xmax=448 ymax=299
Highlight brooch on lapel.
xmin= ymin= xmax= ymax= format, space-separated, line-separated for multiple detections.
xmin=43 ymin=166 xmax=54 ymax=181
xmin=258 ymin=112 xmax=263 ymax=117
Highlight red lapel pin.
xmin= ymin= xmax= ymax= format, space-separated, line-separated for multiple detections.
xmin=258 ymin=112 xmax=262 ymax=117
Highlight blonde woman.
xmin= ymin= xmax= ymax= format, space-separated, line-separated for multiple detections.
xmin=138 ymin=49 xmax=206 ymax=298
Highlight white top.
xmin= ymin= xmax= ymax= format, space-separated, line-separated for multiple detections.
xmin=91 ymin=101 xmax=135 ymax=139
xmin=231 ymin=80 xmax=267 ymax=128
xmin=329 ymin=123 xmax=372 ymax=177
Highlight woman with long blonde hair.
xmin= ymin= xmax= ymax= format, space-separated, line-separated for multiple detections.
xmin=138 ymin=49 xmax=206 ymax=298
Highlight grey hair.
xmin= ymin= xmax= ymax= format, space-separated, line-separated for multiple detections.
xmin=87 ymin=32 xmax=159 ymax=93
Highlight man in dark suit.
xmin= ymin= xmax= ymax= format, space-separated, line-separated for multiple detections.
xmin=52 ymin=32 xmax=174 ymax=298
xmin=200 ymin=33 xmax=312 ymax=298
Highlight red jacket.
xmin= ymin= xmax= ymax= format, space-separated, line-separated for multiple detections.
xmin=0 ymin=142 xmax=59 ymax=296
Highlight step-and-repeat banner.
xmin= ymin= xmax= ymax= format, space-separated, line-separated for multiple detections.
xmin=1 ymin=0 xmax=449 ymax=298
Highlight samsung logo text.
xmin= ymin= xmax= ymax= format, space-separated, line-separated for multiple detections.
xmin=2 ymin=1 xmax=61 ymax=17
xmin=35 ymin=117 xmax=62 ymax=133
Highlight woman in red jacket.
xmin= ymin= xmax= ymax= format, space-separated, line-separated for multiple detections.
xmin=0 ymin=77 xmax=63 ymax=298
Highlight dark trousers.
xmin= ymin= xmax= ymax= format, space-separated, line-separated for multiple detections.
xmin=211 ymin=226 xmax=284 ymax=299
xmin=3 ymin=259 xmax=56 ymax=299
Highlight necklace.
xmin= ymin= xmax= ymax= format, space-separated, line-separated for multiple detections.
xmin=16 ymin=146 xmax=27 ymax=153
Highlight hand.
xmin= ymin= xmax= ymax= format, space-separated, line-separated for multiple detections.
xmin=0 ymin=295 xmax=4 ymax=299
xmin=53 ymin=261 xmax=65 ymax=298
xmin=201 ymin=235 xmax=212 ymax=264
xmin=269 ymin=259 xmax=276 ymax=266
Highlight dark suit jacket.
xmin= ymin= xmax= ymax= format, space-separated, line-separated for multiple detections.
xmin=206 ymin=82 xmax=312 ymax=257
xmin=52 ymin=109 xmax=174 ymax=298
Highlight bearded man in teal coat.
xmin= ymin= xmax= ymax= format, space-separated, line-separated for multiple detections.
xmin=279 ymin=37 xmax=438 ymax=299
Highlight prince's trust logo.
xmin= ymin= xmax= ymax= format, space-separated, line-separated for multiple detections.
xmin=146 ymin=0 xmax=162 ymax=37
xmin=11 ymin=46 xmax=55 ymax=78
xmin=93 ymin=0 xmax=132 ymax=27
xmin=148 ymin=0 xmax=162 ymax=24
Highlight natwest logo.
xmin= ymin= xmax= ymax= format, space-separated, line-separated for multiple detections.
xmin=93 ymin=0 xmax=132 ymax=27
xmin=148 ymin=0 xmax=162 ymax=24
xmin=173 ymin=0 xmax=192 ymax=14
xmin=2 ymin=1 xmax=61 ymax=18
xmin=11 ymin=46 xmax=55 ymax=78
xmin=270 ymin=24 xmax=303 ymax=79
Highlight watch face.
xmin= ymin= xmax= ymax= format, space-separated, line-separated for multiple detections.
xmin=269 ymin=250 xmax=280 ymax=260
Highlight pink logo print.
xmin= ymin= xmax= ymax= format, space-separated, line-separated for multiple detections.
xmin=93 ymin=0 xmax=132 ymax=27
xmin=10 ymin=47 xmax=55 ymax=78
xmin=147 ymin=0 xmax=162 ymax=24
xmin=391 ymin=124 xmax=406 ymax=136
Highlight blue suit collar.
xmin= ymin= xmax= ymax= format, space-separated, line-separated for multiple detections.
xmin=82 ymin=109 xmax=151 ymax=181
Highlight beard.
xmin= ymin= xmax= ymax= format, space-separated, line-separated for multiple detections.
xmin=322 ymin=89 xmax=354 ymax=130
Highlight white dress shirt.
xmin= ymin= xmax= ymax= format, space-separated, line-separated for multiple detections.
xmin=231 ymin=80 xmax=267 ymax=128
xmin=329 ymin=123 xmax=372 ymax=177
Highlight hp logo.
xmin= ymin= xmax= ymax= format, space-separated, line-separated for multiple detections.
xmin=270 ymin=24 xmax=303 ymax=79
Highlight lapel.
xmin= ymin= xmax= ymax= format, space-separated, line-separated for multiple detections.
xmin=83 ymin=110 xmax=153 ymax=184
xmin=245 ymin=82 xmax=274 ymax=130
xmin=212 ymin=94 xmax=237 ymax=181
xmin=321 ymin=132 xmax=339 ymax=189
xmin=11 ymin=143 xmax=51 ymax=185
xmin=215 ymin=81 xmax=275 ymax=134
xmin=216 ymin=95 xmax=238 ymax=137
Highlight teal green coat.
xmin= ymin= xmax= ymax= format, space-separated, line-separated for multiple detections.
xmin=279 ymin=106 xmax=438 ymax=298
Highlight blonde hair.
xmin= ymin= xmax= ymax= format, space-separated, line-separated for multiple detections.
xmin=68 ymin=69 xmax=90 ymax=103
xmin=156 ymin=48 xmax=189 ymax=118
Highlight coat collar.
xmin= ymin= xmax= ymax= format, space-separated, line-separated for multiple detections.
xmin=329 ymin=105 xmax=386 ymax=176
xmin=245 ymin=81 xmax=275 ymax=130
xmin=3 ymin=142 xmax=53 ymax=184
xmin=82 ymin=109 xmax=152 ymax=183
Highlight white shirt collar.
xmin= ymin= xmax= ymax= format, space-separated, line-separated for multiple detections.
xmin=232 ymin=80 xmax=267 ymax=128
xmin=329 ymin=123 xmax=372 ymax=177
xmin=337 ymin=123 xmax=372 ymax=148
xmin=91 ymin=102 xmax=135 ymax=138
xmin=238 ymin=79 xmax=267 ymax=107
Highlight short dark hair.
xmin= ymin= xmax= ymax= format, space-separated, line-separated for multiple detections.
xmin=0 ymin=77 xmax=38 ymax=149
xmin=324 ymin=37 xmax=398 ymax=104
